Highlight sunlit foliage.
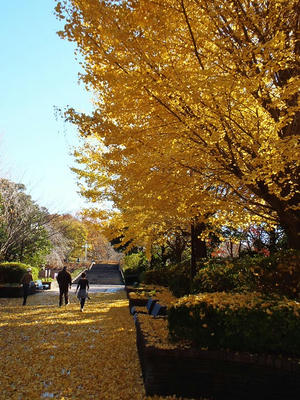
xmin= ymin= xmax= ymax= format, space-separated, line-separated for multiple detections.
xmin=55 ymin=0 xmax=300 ymax=250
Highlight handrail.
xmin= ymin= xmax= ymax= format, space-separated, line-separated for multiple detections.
xmin=88 ymin=261 xmax=95 ymax=270
xmin=118 ymin=264 xmax=125 ymax=284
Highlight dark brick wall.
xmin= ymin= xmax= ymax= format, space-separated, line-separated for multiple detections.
xmin=134 ymin=314 xmax=300 ymax=400
xmin=0 ymin=285 xmax=36 ymax=298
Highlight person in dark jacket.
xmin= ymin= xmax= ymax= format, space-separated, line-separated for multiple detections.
xmin=21 ymin=268 xmax=33 ymax=305
xmin=75 ymin=272 xmax=89 ymax=312
xmin=56 ymin=266 xmax=72 ymax=307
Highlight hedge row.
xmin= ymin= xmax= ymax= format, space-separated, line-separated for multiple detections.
xmin=120 ymin=252 xmax=149 ymax=284
xmin=0 ymin=262 xmax=38 ymax=284
xmin=142 ymin=250 xmax=300 ymax=299
xmin=193 ymin=250 xmax=300 ymax=298
xmin=141 ymin=260 xmax=192 ymax=297
xmin=168 ymin=292 xmax=300 ymax=356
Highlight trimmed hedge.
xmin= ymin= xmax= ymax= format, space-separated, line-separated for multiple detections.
xmin=140 ymin=269 xmax=170 ymax=287
xmin=141 ymin=260 xmax=192 ymax=297
xmin=168 ymin=292 xmax=300 ymax=356
xmin=121 ymin=252 xmax=149 ymax=284
xmin=0 ymin=262 xmax=38 ymax=283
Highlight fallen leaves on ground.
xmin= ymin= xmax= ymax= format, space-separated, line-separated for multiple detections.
xmin=128 ymin=285 xmax=177 ymax=306
xmin=0 ymin=290 xmax=187 ymax=400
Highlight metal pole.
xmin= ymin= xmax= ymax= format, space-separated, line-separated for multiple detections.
xmin=84 ymin=242 xmax=88 ymax=262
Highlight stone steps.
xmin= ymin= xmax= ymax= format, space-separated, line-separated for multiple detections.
xmin=74 ymin=263 xmax=124 ymax=285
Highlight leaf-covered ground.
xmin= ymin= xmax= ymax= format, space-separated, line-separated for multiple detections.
xmin=0 ymin=290 xmax=184 ymax=400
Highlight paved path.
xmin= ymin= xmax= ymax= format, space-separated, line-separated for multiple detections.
xmin=0 ymin=289 xmax=146 ymax=399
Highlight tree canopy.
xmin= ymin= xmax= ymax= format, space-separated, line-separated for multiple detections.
xmin=56 ymin=0 xmax=300 ymax=250
xmin=0 ymin=179 xmax=52 ymax=267
xmin=51 ymin=214 xmax=88 ymax=261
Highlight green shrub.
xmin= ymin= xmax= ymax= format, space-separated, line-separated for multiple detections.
xmin=123 ymin=252 xmax=148 ymax=272
xmin=167 ymin=261 xmax=192 ymax=297
xmin=168 ymin=292 xmax=300 ymax=356
xmin=141 ymin=261 xmax=192 ymax=296
xmin=140 ymin=268 xmax=170 ymax=286
xmin=192 ymin=259 xmax=253 ymax=293
xmin=0 ymin=262 xmax=38 ymax=284
xmin=121 ymin=252 xmax=149 ymax=284
xmin=191 ymin=250 xmax=300 ymax=298
xmin=168 ymin=273 xmax=191 ymax=297
xmin=245 ymin=249 xmax=300 ymax=298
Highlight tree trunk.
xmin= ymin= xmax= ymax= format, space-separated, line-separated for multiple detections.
xmin=191 ymin=221 xmax=207 ymax=278
xmin=161 ymin=245 xmax=168 ymax=268
xmin=277 ymin=211 xmax=300 ymax=250
xmin=248 ymin=182 xmax=300 ymax=250
xmin=168 ymin=233 xmax=188 ymax=264
xmin=268 ymin=229 xmax=277 ymax=254
xmin=238 ymin=240 xmax=242 ymax=257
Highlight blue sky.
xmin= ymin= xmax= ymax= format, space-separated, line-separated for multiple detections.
xmin=0 ymin=0 xmax=93 ymax=214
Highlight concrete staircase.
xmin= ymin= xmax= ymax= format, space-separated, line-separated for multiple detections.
xmin=74 ymin=262 xmax=124 ymax=285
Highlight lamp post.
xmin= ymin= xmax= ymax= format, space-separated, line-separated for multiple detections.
xmin=84 ymin=242 xmax=88 ymax=262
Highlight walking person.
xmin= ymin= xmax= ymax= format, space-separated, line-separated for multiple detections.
xmin=21 ymin=268 xmax=33 ymax=305
xmin=75 ymin=272 xmax=90 ymax=312
xmin=56 ymin=266 xmax=72 ymax=307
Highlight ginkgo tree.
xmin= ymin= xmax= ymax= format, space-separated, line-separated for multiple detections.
xmin=56 ymin=0 xmax=299 ymax=250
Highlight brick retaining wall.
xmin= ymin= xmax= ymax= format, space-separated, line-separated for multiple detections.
xmin=134 ymin=314 xmax=300 ymax=399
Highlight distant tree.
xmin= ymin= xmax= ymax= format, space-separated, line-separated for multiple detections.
xmin=81 ymin=216 xmax=119 ymax=261
xmin=52 ymin=214 xmax=88 ymax=262
xmin=44 ymin=216 xmax=71 ymax=268
xmin=0 ymin=179 xmax=52 ymax=268
xmin=211 ymin=224 xmax=288 ymax=258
